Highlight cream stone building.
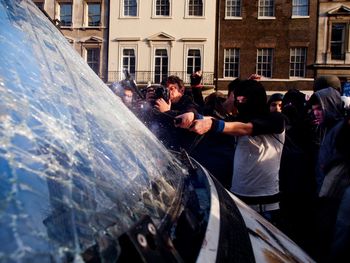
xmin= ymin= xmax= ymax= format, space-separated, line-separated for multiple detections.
xmin=33 ymin=0 xmax=109 ymax=81
xmin=315 ymin=1 xmax=350 ymax=84
xmin=107 ymin=0 xmax=216 ymax=86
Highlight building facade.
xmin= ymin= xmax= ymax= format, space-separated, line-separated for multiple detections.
xmin=315 ymin=0 xmax=350 ymax=88
xmin=216 ymin=0 xmax=318 ymax=91
xmin=107 ymin=0 xmax=216 ymax=86
xmin=33 ymin=0 xmax=109 ymax=81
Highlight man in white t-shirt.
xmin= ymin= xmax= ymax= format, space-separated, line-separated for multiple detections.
xmin=176 ymin=80 xmax=285 ymax=224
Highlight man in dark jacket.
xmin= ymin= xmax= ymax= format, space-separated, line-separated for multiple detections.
xmin=308 ymin=87 xmax=346 ymax=262
xmin=148 ymin=75 xmax=199 ymax=151
xmin=308 ymin=87 xmax=345 ymax=190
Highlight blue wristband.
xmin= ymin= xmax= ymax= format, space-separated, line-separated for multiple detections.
xmin=210 ymin=119 xmax=225 ymax=133
xmin=195 ymin=113 xmax=204 ymax=119
xmin=217 ymin=120 xmax=225 ymax=132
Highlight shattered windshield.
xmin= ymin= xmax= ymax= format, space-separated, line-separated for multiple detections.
xmin=0 ymin=1 xmax=187 ymax=262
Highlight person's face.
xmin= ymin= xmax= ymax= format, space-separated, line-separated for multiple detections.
xmin=122 ymin=89 xmax=133 ymax=106
xmin=167 ymin=83 xmax=184 ymax=103
xmin=269 ymin=100 xmax=282 ymax=113
xmin=312 ymin=104 xmax=324 ymax=125
xmin=223 ymin=92 xmax=237 ymax=114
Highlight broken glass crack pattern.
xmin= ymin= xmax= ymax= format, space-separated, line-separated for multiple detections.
xmin=0 ymin=1 xmax=187 ymax=262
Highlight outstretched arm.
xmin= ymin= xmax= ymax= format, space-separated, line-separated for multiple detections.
xmin=189 ymin=118 xmax=253 ymax=136
xmin=175 ymin=112 xmax=253 ymax=135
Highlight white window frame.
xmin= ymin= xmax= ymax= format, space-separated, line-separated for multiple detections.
xmin=289 ymin=47 xmax=307 ymax=78
xmin=150 ymin=43 xmax=171 ymax=79
xmin=225 ymin=0 xmax=242 ymax=19
xmin=258 ymin=0 xmax=275 ymax=19
xmin=224 ymin=48 xmax=240 ymax=78
xmin=119 ymin=43 xmax=138 ymax=80
xmin=292 ymin=0 xmax=309 ymax=18
xmin=153 ymin=48 xmax=169 ymax=84
xmin=185 ymin=0 xmax=205 ymax=18
xmin=256 ymin=48 xmax=273 ymax=78
xmin=186 ymin=49 xmax=202 ymax=75
xmin=183 ymin=44 xmax=204 ymax=82
xmin=120 ymin=0 xmax=139 ymax=18
xmin=152 ymin=0 xmax=172 ymax=18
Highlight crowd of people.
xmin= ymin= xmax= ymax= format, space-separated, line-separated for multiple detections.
xmin=111 ymin=72 xmax=350 ymax=263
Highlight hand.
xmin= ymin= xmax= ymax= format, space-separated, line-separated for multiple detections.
xmin=155 ymin=98 xmax=171 ymax=112
xmin=248 ymin=74 xmax=262 ymax=80
xmin=190 ymin=71 xmax=202 ymax=86
xmin=189 ymin=118 xmax=213 ymax=135
xmin=174 ymin=112 xmax=195 ymax=128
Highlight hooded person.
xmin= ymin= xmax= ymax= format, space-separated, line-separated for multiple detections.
xmin=175 ymin=80 xmax=286 ymax=225
xmin=233 ymin=79 xmax=269 ymax=122
xmin=277 ymin=88 xmax=318 ymax=254
xmin=308 ymin=88 xmax=348 ymax=263
xmin=309 ymin=87 xmax=344 ymax=151
xmin=308 ymin=87 xmax=345 ymax=191
xmin=282 ymin=89 xmax=307 ymax=128
xmin=230 ymin=80 xmax=285 ymax=220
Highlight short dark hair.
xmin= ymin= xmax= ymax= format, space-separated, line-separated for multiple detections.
xmin=166 ymin=75 xmax=184 ymax=89
xmin=267 ymin=93 xmax=284 ymax=106
xmin=228 ymin=78 xmax=242 ymax=96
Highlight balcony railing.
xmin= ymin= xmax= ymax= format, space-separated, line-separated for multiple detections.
xmin=107 ymin=71 xmax=214 ymax=86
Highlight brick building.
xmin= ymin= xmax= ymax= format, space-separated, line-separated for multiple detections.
xmin=215 ymin=0 xmax=318 ymax=92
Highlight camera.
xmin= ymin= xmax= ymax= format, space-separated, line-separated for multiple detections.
xmin=144 ymin=84 xmax=170 ymax=107
xmin=154 ymin=85 xmax=169 ymax=103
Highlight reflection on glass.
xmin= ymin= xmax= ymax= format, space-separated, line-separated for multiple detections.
xmin=0 ymin=0 xmax=187 ymax=261
xmin=88 ymin=3 xmax=100 ymax=26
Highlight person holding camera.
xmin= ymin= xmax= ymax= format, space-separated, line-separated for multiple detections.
xmin=145 ymin=75 xmax=200 ymax=151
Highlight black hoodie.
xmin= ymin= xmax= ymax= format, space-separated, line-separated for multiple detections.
xmin=310 ymin=87 xmax=345 ymax=191
xmin=234 ymin=80 xmax=284 ymax=136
